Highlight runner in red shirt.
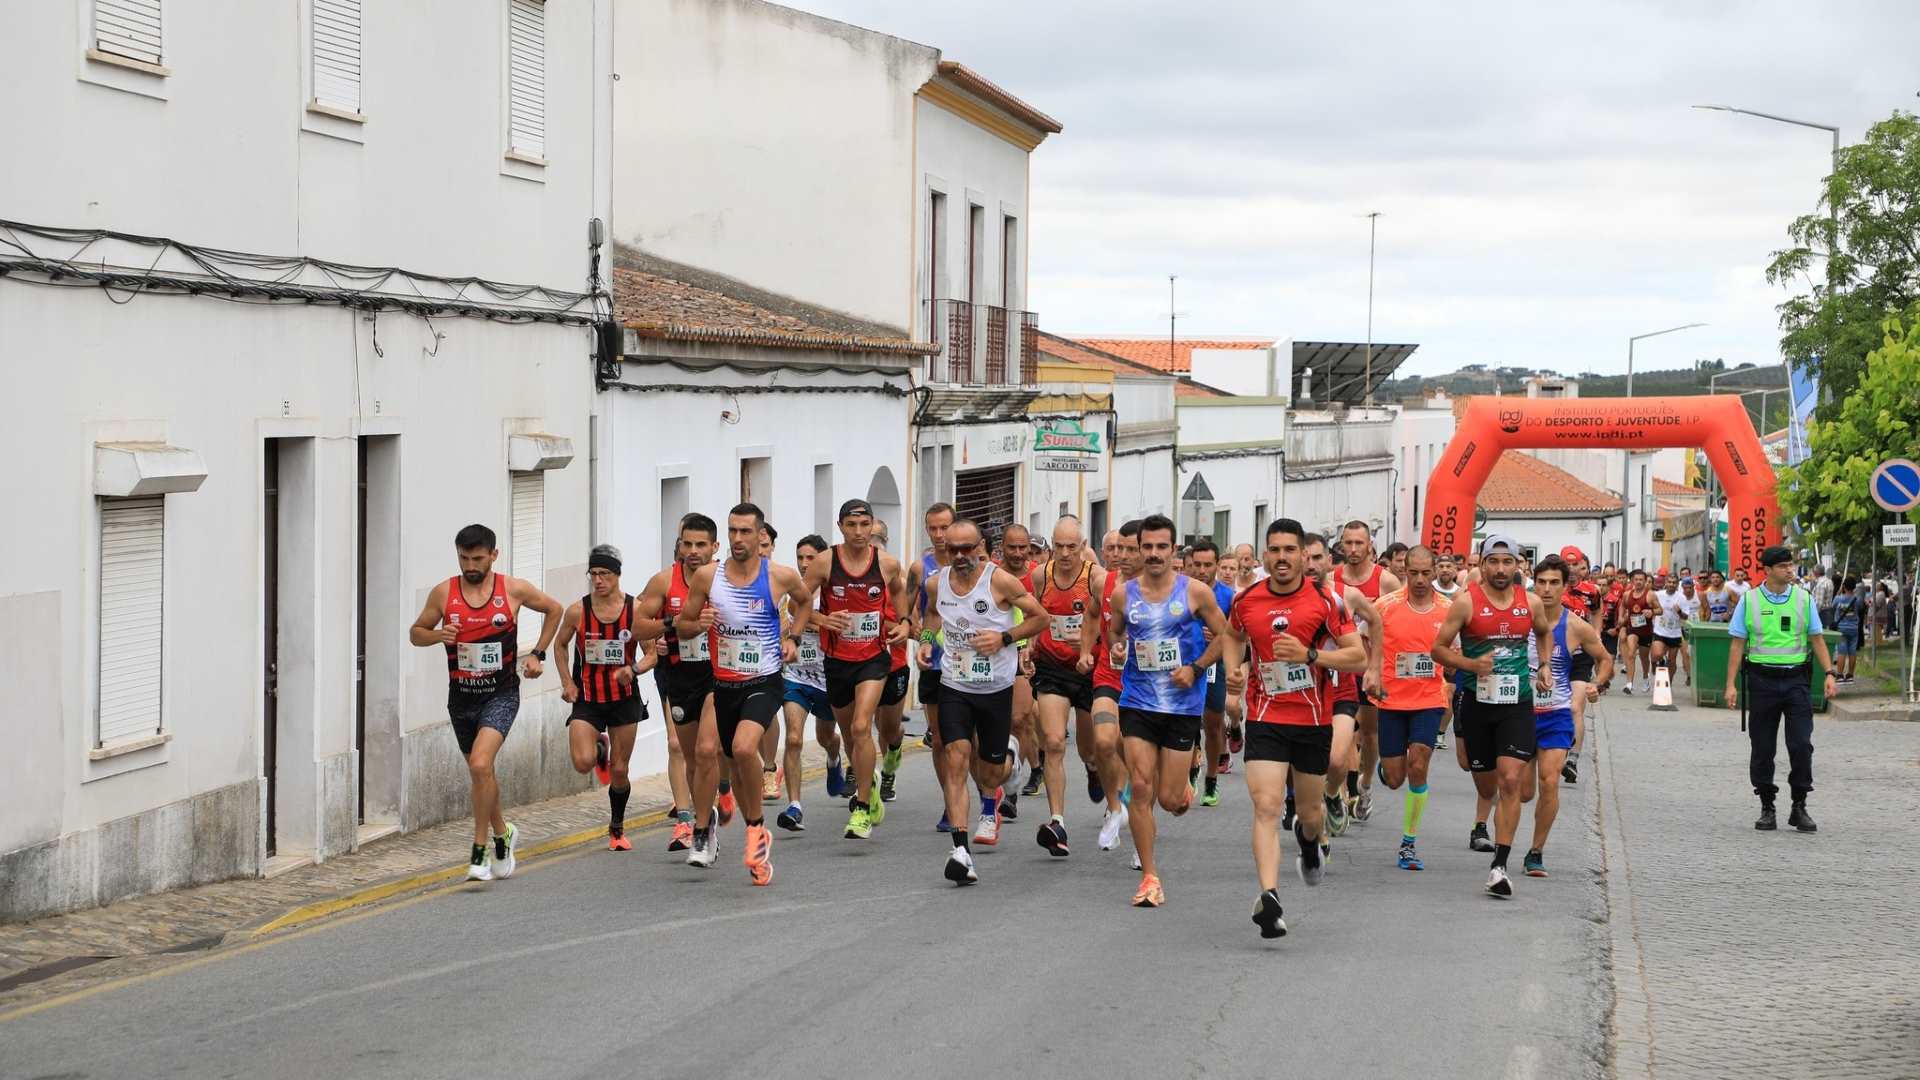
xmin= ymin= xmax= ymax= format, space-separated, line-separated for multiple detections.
xmin=1337 ymin=520 xmax=1402 ymax=827
xmin=635 ymin=513 xmax=720 ymax=850
xmin=1557 ymin=546 xmax=1603 ymax=784
xmin=1222 ymin=517 xmax=1367 ymax=939
xmin=1618 ymin=569 xmax=1655 ymax=694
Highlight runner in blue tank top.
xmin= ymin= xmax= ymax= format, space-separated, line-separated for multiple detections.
xmin=1520 ymin=556 xmax=1610 ymax=881
xmin=1102 ymin=514 xmax=1232 ymax=909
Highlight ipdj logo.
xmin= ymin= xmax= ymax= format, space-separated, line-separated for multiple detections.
xmin=1498 ymin=410 xmax=1524 ymax=435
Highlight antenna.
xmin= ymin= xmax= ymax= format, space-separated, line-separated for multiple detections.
xmin=1364 ymin=211 xmax=1381 ymax=406
xmin=1166 ymin=275 xmax=1188 ymax=372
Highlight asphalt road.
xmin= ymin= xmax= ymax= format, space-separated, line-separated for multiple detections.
xmin=1 ymin=730 xmax=1608 ymax=1080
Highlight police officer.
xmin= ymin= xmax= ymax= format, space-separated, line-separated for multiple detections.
xmin=1724 ymin=545 xmax=1835 ymax=833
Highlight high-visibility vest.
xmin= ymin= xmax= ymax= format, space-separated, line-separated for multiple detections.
xmin=1743 ymin=585 xmax=1811 ymax=667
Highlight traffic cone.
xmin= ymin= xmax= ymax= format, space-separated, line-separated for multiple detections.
xmin=1649 ymin=666 xmax=1678 ymax=712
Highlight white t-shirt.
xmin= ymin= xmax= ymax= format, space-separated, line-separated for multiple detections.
xmin=1654 ymin=590 xmax=1697 ymax=636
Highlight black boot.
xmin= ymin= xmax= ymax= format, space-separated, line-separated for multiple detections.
xmin=1754 ymin=803 xmax=1777 ymax=831
xmin=1788 ymin=801 xmax=1817 ymax=833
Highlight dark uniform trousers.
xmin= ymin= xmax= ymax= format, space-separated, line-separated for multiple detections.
xmin=1746 ymin=662 xmax=1814 ymax=800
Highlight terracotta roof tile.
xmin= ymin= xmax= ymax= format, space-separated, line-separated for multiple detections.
xmin=1038 ymin=331 xmax=1228 ymax=396
xmin=1652 ymin=477 xmax=1702 ymax=496
xmin=613 ymin=265 xmax=933 ymax=356
xmin=935 ymin=61 xmax=1062 ymax=135
xmin=1480 ymin=453 xmax=1623 ymax=515
xmin=1069 ymin=337 xmax=1274 ymax=373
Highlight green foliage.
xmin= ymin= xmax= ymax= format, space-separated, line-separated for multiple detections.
xmin=1778 ymin=318 xmax=1920 ymax=550
xmin=1767 ymin=111 xmax=1920 ymax=417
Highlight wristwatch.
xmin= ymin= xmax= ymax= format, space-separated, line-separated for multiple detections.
xmin=530 ymin=649 xmax=547 ymax=662
xmin=1000 ymin=631 xmax=1015 ymax=648
xmin=1306 ymin=646 xmax=1320 ymax=666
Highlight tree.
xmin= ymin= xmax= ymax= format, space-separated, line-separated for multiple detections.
xmin=1778 ymin=318 xmax=1920 ymax=552
xmin=1766 ymin=111 xmax=1920 ymax=418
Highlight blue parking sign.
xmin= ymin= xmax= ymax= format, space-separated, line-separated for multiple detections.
xmin=1870 ymin=458 xmax=1920 ymax=513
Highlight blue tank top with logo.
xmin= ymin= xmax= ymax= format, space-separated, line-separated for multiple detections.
xmin=1527 ymin=608 xmax=1572 ymax=713
xmin=1120 ymin=574 xmax=1208 ymax=716
xmin=920 ymin=551 xmax=944 ymax=668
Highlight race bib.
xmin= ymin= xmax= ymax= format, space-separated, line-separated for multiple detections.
xmin=457 ymin=641 xmax=503 ymax=673
xmin=796 ymin=635 xmax=822 ymax=666
xmin=953 ymin=648 xmax=994 ymax=684
xmin=1134 ymin=637 xmax=1181 ymax=672
xmin=676 ymin=634 xmax=710 ymax=663
xmin=1475 ymin=672 xmax=1520 ymax=705
xmin=843 ymin=611 xmax=882 ymax=642
xmin=583 ymin=639 xmax=626 ymax=666
xmin=1630 ymin=613 xmax=1648 ymax=628
xmin=715 ymin=636 xmax=764 ymax=674
xmin=1258 ymin=660 xmax=1315 ymax=695
xmin=1049 ymin=613 xmax=1084 ymax=641
xmin=1394 ymin=652 xmax=1435 ymax=679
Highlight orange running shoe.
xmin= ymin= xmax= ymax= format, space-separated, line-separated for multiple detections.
xmin=743 ymin=823 xmax=773 ymax=886
xmin=762 ymin=769 xmax=781 ymax=803
xmin=1132 ymin=873 xmax=1164 ymax=908
xmin=593 ymin=732 xmax=611 ymax=786
xmin=718 ymin=790 xmax=737 ymax=826
xmin=607 ymin=829 xmax=631 ymax=852
xmin=668 ymin=819 xmax=694 ymax=852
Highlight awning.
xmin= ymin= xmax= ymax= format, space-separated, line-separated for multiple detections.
xmin=93 ymin=442 xmax=207 ymax=497
xmin=508 ymin=433 xmax=574 ymax=472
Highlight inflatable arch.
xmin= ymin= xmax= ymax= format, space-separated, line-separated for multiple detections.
xmin=1422 ymin=395 xmax=1779 ymax=578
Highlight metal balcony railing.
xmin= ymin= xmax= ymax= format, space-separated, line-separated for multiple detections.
xmin=923 ymin=299 xmax=1038 ymax=387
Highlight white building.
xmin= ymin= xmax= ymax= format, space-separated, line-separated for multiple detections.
xmin=1174 ymin=400 xmax=1398 ymax=549
xmin=0 ymin=1 xmax=613 ymax=918
xmin=1393 ymin=391 xmax=1461 ymax=547
xmin=1036 ymin=332 xmax=1182 ymax=531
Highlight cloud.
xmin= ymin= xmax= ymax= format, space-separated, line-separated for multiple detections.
xmin=797 ymin=0 xmax=1920 ymax=376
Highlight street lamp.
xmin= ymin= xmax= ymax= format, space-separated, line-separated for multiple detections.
xmin=1622 ymin=321 xmax=1705 ymax=569
xmin=1693 ymin=104 xmax=1841 ymax=291
xmin=1626 ymin=323 xmax=1706 ymax=398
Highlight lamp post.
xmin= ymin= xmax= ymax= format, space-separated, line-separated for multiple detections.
xmin=1622 ymin=322 xmax=1706 ymax=569
xmin=1364 ymin=211 xmax=1381 ymax=405
xmin=1693 ymin=104 xmax=1841 ymax=294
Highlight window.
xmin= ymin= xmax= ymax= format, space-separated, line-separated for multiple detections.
xmin=740 ymin=457 xmax=771 ymax=506
xmin=1002 ymin=215 xmax=1020 ymax=308
xmin=1211 ymin=509 xmax=1231 ymax=553
xmin=506 ymin=0 xmax=546 ymax=160
xmin=659 ymin=476 xmax=689 ymax=568
xmin=1254 ymin=502 xmax=1270 ymax=542
xmin=967 ymin=205 xmax=985 ymax=303
xmin=1089 ymin=499 xmax=1108 ymax=549
xmin=928 ymin=191 xmax=947 ymax=301
xmin=955 ymin=466 xmax=1018 ymax=540
xmin=98 ymin=497 xmax=164 ymax=746
xmin=311 ymin=0 xmax=362 ymax=115
xmin=814 ymin=464 xmax=834 ymax=536
xmin=94 ymin=0 xmax=164 ymax=67
xmin=510 ymin=471 xmax=544 ymax=648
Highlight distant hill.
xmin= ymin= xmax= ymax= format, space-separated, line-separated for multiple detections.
xmin=1380 ymin=361 xmax=1792 ymax=430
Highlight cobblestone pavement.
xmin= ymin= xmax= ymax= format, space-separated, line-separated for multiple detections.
xmin=0 ymin=743 xmax=839 ymax=1011
xmin=1592 ymin=693 xmax=1920 ymax=1079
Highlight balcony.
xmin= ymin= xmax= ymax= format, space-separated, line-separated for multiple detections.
xmin=922 ymin=299 xmax=1039 ymax=387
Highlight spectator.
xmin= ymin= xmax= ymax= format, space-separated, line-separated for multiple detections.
xmin=1832 ymin=576 xmax=1862 ymax=683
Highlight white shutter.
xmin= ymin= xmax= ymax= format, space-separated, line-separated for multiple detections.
xmin=98 ymin=497 xmax=165 ymax=746
xmin=95 ymin=0 xmax=164 ymax=66
xmin=311 ymin=0 xmax=362 ymax=113
xmin=511 ymin=472 xmax=545 ymax=648
xmin=506 ymin=0 xmax=546 ymax=158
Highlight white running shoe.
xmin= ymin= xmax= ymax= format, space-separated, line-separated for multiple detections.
xmin=1099 ymin=806 xmax=1128 ymax=851
xmin=466 ymin=847 xmax=492 ymax=882
xmin=492 ymin=822 xmax=519 ymax=879
xmin=944 ymin=845 xmax=978 ymax=885
xmin=974 ymin=811 xmax=1001 ymax=846
xmin=1487 ymin=864 xmax=1513 ymax=898
xmin=687 ymin=829 xmax=718 ymax=868
xmin=1130 ymin=852 xmax=1143 ymax=871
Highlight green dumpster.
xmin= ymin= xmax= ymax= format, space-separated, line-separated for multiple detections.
xmin=1690 ymin=620 xmax=1841 ymax=713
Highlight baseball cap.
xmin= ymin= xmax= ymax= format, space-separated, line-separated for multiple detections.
xmin=1559 ymin=545 xmax=1585 ymax=562
xmin=1657 ymin=566 xmax=1670 ymax=576
xmin=836 ymin=498 xmax=874 ymax=521
xmin=1479 ymin=534 xmax=1521 ymax=558
xmin=1759 ymin=545 xmax=1794 ymax=567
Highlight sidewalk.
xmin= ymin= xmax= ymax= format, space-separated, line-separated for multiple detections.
xmin=1592 ymin=693 xmax=1920 ymax=1078
xmin=0 ymin=741 xmax=849 ymax=1011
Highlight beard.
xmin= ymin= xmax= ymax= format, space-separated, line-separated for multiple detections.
xmin=462 ymin=569 xmax=486 ymax=584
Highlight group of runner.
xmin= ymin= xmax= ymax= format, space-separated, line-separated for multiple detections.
xmin=412 ymin=499 xmax=1678 ymax=939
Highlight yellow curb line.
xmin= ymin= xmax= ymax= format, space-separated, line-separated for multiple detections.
xmin=250 ymin=744 xmax=926 ymax=936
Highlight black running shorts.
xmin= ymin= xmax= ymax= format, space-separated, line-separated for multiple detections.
xmin=1569 ymin=652 xmax=1594 ymax=685
xmin=713 ymin=674 xmax=783 ymax=757
xmin=1458 ymin=698 xmax=1537 ymax=772
xmin=880 ymin=664 xmax=910 ymax=708
xmin=825 ymin=653 xmax=892 ymax=709
xmin=569 ymin=695 xmax=645 ymax=732
xmin=936 ymin=686 xmax=1014 ymax=763
xmin=1030 ymin=655 xmax=1094 ymax=713
xmin=1244 ymin=722 xmax=1332 ymax=774
xmin=658 ymin=661 xmax=714 ymax=726
xmin=1119 ymin=707 xmax=1202 ymax=752
xmin=917 ymin=668 xmax=944 ymax=706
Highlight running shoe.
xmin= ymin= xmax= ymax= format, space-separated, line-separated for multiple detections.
xmin=879 ymin=770 xmax=898 ymax=804
xmin=945 ymin=844 xmax=978 ymax=885
xmin=1325 ymin=793 xmax=1348 ymax=837
xmin=608 ymin=828 xmax=631 ymax=852
xmin=844 ymin=805 xmax=873 ymax=840
xmin=1621 ymin=681 xmax=1634 ymax=696
xmin=1251 ymin=889 xmax=1287 ymax=939
xmin=1562 ymin=757 xmax=1579 ymax=785
xmin=1037 ymin=820 xmax=1069 ymax=857
xmin=883 ymin=743 xmax=904 ymax=777
xmin=1280 ymin=801 xmax=1297 ymax=833
xmin=1098 ymin=806 xmax=1127 ymax=851
xmin=936 ymin=812 xmax=953 ymax=833
xmin=1000 ymin=788 xmax=1020 ymax=822
xmin=1217 ymin=753 xmax=1233 ymax=776
xmin=1434 ymin=732 xmax=1448 ymax=751
xmin=1021 ymin=767 xmax=1045 ymax=798
xmin=1469 ymin=823 xmax=1495 ymax=852
xmin=1486 ymin=864 xmax=1513 ymax=898
xmin=718 ymin=790 xmax=737 ymax=827
xmin=868 ymin=784 xmax=887 ymax=827
xmin=1355 ymin=789 xmax=1374 ymax=823
xmin=1200 ymin=783 xmax=1220 ymax=808
xmin=687 ymin=828 xmax=717 ymax=868
xmin=974 ymin=805 xmax=1003 ymax=846
xmin=669 ymin=818 xmax=694 ymax=852
xmin=826 ymin=760 xmax=847 ymax=799
xmin=1294 ymin=824 xmax=1324 ymax=887
xmin=1227 ymin=723 xmax=1244 ymax=755
xmin=1523 ymin=850 xmax=1547 ymax=877
xmin=1087 ymin=767 xmax=1105 ymax=805
xmin=762 ymin=770 xmax=781 ymax=803
xmin=466 ymin=843 xmax=492 ymax=882
xmin=1132 ymin=873 xmax=1164 ymax=908
xmin=492 ymin=822 xmax=519 ymax=879
xmin=1130 ymin=852 xmax=1143 ymax=871
xmin=777 ymin=804 xmax=805 ymax=832
xmin=594 ymin=732 xmax=611 ymax=786
xmin=1397 ymin=839 xmax=1423 ymax=871
xmin=743 ymin=823 xmax=772 ymax=886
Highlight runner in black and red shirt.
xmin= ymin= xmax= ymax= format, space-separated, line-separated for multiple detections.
xmin=635 ymin=513 xmax=719 ymax=851
xmin=1336 ymin=520 xmax=1402 ymax=826
xmin=1221 ymin=517 xmax=1367 ymax=940
xmin=1557 ymin=546 xmax=1603 ymax=784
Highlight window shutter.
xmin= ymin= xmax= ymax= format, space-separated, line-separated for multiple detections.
xmin=507 ymin=0 xmax=546 ymax=158
xmin=955 ymin=466 xmax=1019 ymax=540
xmin=98 ymin=497 xmax=165 ymax=746
xmin=511 ymin=472 xmax=545 ymax=648
xmin=95 ymin=0 xmax=164 ymax=66
xmin=311 ymin=0 xmax=362 ymax=113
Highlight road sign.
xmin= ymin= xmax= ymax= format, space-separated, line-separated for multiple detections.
xmin=1033 ymin=454 xmax=1098 ymax=473
xmin=1181 ymin=472 xmax=1214 ymax=502
xmin=1886 ymin=523 xmax=1917 ymax=546
xmin=1870 ymin=458 xmax=1920 ymax=513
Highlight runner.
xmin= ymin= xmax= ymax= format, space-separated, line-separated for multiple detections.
xmin=408 ymin=524 xmax=565 ymax=882
xmin=756 ymin=523 xmax=783 ymax=803
xmin=1184 ymin=539 xmax=1237 ymax=807
xmin=1558 ymin=546 xmax=1603 ymax=784
xmin=553 ymin=544 xmax=664 ymax=852
xmin=1430 ymin=534 xmax=1556 ymax=898
xmin=921 ymin=518 xmax=1050 ymax=884
xmin=635 ymin=513 xmax=720 ymax=852
xmin=1702 ymin=570 xmax=1733 ymax=624
xmin=778 ymin=534 xmax=837 ymax=832
xmin=1364 ymin=545 xmax=1452 ymax=872
xmin=1338 ymin=521 xmax=1402 ymax=826
xmin=1028 ymin=514 xmax=1124 ymax=857
xmin=1087 ymin=526 xmax=1136 ymax=851
xmin=794 ymin=498 xmax=911 ymax=839
xmin=1383 ymin=542 xmax=1410 ymax=584
xmin=1520 ymin=555 xmax=1612 ymax=878
xmin=1231 ymin=543 xmax=1265 ymax=590
xmin=1220 ymin=518 xmax=1366 ymax=937
xmin=1106 ymin=515 xmax=1233 ymax=907
xmin=1660 ymin=576 xmax=1700 ymax=686
xmin=998 ymin=523 xmax=1043 ymax=820
xmin=1432 ymin=551 xmax=1463 ymax=752
xmin=674 ymin=503 xmax=812 ymax=885
xmin=908 ymin=503 xmax=958 ymax=830
xmin=870 ymin=520 xmax=913 ymax=809
xmin=1617 ymin=569 xmax=1655 ymax=694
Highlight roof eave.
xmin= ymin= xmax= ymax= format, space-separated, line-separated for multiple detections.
xmin=624 ymin=321 xmax=938 ymax=357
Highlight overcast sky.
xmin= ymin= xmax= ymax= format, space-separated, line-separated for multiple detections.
xmin=799 ymin=0 xmax=1916 ymax=378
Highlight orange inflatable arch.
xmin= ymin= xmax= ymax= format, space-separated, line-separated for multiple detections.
xmin=1422 ymin=395 xmax=1779 ymax=579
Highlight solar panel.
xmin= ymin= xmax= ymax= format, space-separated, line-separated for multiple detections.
xmin=1292 ymin=342 xmax=1418 ymax=404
